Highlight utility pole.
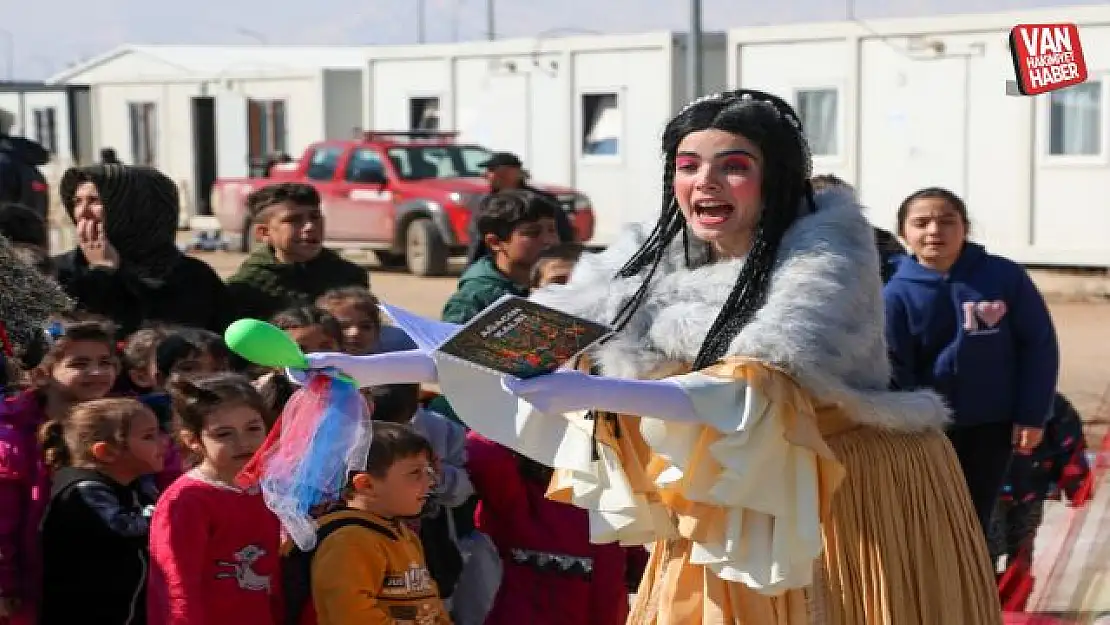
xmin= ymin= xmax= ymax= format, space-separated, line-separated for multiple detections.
xmin=487 ymin=0 xmax=496 ymax=40
xmin=687 ymin=0 xmax=703 ymax=101
xmin=0 ymin=30 xmax=13 ymax=81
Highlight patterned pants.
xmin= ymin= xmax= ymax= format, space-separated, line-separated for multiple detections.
xmin=987 ymin=498 xmax=1045 ymax=573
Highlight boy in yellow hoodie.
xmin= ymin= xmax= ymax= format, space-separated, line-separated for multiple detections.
xmin=311 ymin=421 xmax=451 ymax=625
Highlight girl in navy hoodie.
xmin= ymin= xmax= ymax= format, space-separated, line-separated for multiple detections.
xmin=883 ymin=187 xmax=1059 ymax=536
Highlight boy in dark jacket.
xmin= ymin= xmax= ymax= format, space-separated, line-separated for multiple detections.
xmin=441 ymin=189 xmax=559 ymax=324
xmin=227 ymin=183 xmax=369 ymax=321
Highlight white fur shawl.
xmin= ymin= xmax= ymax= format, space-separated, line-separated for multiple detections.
xmin=531 ymin=187 xmax=949 ymax=431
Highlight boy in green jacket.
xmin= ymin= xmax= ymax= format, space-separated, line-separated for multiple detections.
xmin=441 ymin=189 xmax=559 ymax=324
xmin=227 ymin=183 xmax=368 ymax=321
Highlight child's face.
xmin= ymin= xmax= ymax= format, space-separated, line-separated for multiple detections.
xmin=255 ymin=202 xmax=324 ymax=263
xmin=360 ymin=452 xmax=435 ymax=518
xmin=899 ymin=197 xmax=967 ymax=268
xmin=187 ymin=403 xmax=268 ymax=477
xmin=536 ymin=258 xmax=575 ymax=287
xmin=485 ymin=217 xmax=559 ymax=270
xmin=50 ymin=340 xmax=118 ymax=401
xmin=324 ymin=300 xmax=380 ymax=355
xmin=116 ymin=409 xmax=166 ymax=476
xmin=286 ymin=326 xmax=339 ymax=353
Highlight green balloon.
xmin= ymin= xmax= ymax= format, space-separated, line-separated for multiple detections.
xmin=224 ymin=318 xmax=308 ymax=369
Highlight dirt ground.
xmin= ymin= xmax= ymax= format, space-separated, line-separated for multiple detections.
xmin=198 ymin=249 xmax=1110 ymax=421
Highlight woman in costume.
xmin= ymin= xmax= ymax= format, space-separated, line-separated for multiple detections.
xmin=299 ymin=89 xmax=1002 ymax=624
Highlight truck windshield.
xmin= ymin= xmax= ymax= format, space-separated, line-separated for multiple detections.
xmin=387 ymin=145 xmax=492 ymax=181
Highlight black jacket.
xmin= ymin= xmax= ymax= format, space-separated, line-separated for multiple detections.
xmin=464 ymin=185 xmax=576 ymax=266
xmin=0 ymin=134 xmax=49 ymax=218
xmin=874 ymin=227 xmax=906 ymax=285
xmin=40 ymin=468 xmax=157 ymax=625
xmin=53 ymin=248 xmax=233 ymax=337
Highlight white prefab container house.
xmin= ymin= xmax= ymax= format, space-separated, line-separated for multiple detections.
xmin=49 ymin=45 xmax=370 ymax=218
xmin=0 ymin=82 xmax=93 ymax=169
xmin=362 ymin=32 xmax=728 ymax=245
xmin=728 ymin=5 xmax=1110 ymax=267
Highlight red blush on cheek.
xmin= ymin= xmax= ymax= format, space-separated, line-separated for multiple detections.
xmin=726 ymin=172 xmax=761 ymax=203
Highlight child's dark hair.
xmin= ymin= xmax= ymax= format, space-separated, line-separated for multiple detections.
xmin=810 ymin=174 xmax=853 ymax=194
xmin=316 ymin=287 xmax=382 ymax=330
xmin=354 ymin=421 xmax=433 ymax=481
xmin=38 ymin=398 xmax=153 ymax=472
xmin=182 ymin=327 xmax=232 ymax=367
xmin=0 ymin=202 xmax=48 ymax=248
xmin=33 ymin=315 xmax=119 ymax=391
xmin=270 ymin=306 xmax=343 ymax=345
xmin=531 ymin=242 xmax=584 ymax=286
xmin=167 ymin=372 xmax=268 ymax=444
xmin=366 ymin=384 xmax=421 ymax=424
xmin=123 ymin=325 xmax=170 ymax=372
xmin=896 ymin=187 xmax=970 ymax=237
xmin=246 ymin=182 xmax=321 ymax=223
xmin=155 ymin=331 xmax=203 ymax=381
xmin=476 ymin=189 xmax=558 ymax=241
xmin=255 ymin=370 xmax=294 ymax=428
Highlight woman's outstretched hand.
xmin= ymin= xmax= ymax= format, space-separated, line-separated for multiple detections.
xmin=286 ymin=349 xmax=439 ymax=388
xmin=502 ymin=370 xmax=698 ymax=423
xmin=501 ymin=369 xmax=601 ymax=415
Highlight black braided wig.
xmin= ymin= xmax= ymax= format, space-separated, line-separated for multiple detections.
xmin=608 ymin=89 xmax=817 ymax=371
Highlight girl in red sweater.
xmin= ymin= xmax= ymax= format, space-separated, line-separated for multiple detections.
xmin=147 ymin=373 xmax=282 ymax=625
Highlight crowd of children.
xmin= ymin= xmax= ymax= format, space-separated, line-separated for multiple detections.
xmin=0 ymin=180 xmax=644 ymax=625
xmin=0 ymin=163 xmax=1096 ymax=624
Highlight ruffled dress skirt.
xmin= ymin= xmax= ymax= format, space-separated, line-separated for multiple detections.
xmin=435 ymin=355 xmax=1003 ymax=625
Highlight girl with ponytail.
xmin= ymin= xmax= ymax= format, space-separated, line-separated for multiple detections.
xmin=296 ymin=90 xmax=1002 ymax=624
xmin=0 ymin=314 xmax=117 ymax=625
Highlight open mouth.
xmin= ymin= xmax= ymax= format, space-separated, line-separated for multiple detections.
xmin=692 ymin=200 xmax=734 ymax=226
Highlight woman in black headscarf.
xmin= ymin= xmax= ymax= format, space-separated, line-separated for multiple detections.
xmin=54 ymin=164 xmax=231 ymax=337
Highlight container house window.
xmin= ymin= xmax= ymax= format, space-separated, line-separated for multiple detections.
xmin=1048 ymin=81 xmax=1102 ymax=156
xmin=581 ymin=93 xmax=621 ymax=157
xmin=409 ymin=97 xmax=441 ymax=132
xmin=795 ymin=88 xmax=839 ymax=157
xmin=32 ymin=108 xmax=57 ymax=154
xmin=248 ymin=99 xmax=288 ymax=162
xmin=128 ymin=102 xmax=158 ymax=166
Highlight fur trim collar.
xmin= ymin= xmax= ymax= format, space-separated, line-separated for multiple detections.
xmin=532 ymin=187 xmax=949 ymax=431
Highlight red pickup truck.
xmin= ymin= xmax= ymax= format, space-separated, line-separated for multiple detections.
xmin=209 ymin=132 xmax=595 ymax=276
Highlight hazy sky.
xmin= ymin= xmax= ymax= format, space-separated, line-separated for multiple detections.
xmin=4 ymin=0 xmax=1102 ymax=80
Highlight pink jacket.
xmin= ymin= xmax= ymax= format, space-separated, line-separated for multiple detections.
xmin=466 ymin=432 xmax=632 ymax=625
xmin=0 ymin=391 xmax=49 ymax=625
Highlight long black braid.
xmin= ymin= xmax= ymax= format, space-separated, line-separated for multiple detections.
xmin=607 ymin=89 xmax=816 ymax=371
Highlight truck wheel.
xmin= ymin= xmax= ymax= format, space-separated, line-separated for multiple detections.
xmin=405 ymin=218 xmax=449 ymax=277
xmin=239 ymin=215 xmax=254 ymax=253
xmin=373 ymin=251 xmax=407 ymax=268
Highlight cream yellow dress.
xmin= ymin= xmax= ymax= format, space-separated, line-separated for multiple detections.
xmin=436 ymin=354 xmax=1002 ymax=624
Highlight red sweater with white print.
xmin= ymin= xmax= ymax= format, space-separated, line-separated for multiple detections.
xmin=147 ymin=470 xmax=283 ymax=625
